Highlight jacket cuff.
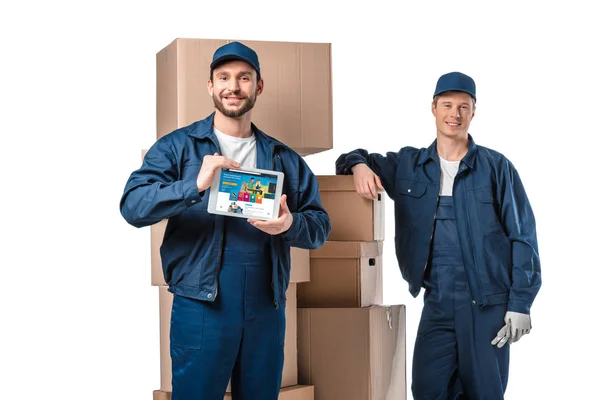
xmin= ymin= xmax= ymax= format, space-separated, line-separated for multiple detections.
xmin=337 ymin=160 xmax=362 ymax=175
xmin=183 ymin=177 xmax=203 ymax=206
xmin=281 ymin=212 xmax=302 ymax=241
xmin=507 ymin=298 xmax=531 ymax=315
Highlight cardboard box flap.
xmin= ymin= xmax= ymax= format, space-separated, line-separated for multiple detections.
xmin=379 ymin=305 xmax=407 ymax=399
xmin=310 ymin=241 xmax=382 ymax=259
xmin=370 ymin=306 xmax=397 ymax=399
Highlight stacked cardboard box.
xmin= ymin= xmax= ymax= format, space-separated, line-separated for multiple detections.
xmin=144 ymin=37 xmax=333 ymax=399
xmin=297 ymin=175 xmax=407 ymax=400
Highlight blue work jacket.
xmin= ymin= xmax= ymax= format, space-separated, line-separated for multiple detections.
xmin=336 ymin=136 xmax=541 ymax=314
xmin=121 ymin=113 xmax=331 ymax=308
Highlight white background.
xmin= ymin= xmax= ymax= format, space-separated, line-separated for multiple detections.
xmin=1 ymin=1 xmax=597 ymax=399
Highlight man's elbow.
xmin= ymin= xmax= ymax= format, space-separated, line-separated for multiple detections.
xmin=311 ymin=215 xmax=331 ymax=249
xmin=120 ymin=204 xmax=147 ymax=229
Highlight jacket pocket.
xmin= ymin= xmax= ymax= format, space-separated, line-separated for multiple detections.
xmin=397 ymin=179 xmax=428 ymax=198
xmin=475 ymin=187 xmax=501 ymax=228
xmin=481 ymin=232 xmax=512 ymax=297
xmin=170 ymin=294 xmax=204 ymax=349
xmin=395 ymin=179 xmax=428 ymax=223
xmin=394 ymin=230 xmax=416 ymax=284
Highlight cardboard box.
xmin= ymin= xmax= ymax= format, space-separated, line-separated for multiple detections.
xmin=226 ymin=385 xmax=314 ymax=400
xmin=158 ymin=285 xmax=172 ymax=392
xmin=153 ymin=385 xmax=314 ymax=400
xmin=281 ymin=284 xmax=299 ymax=390
xmin=289 ymin=246 xmax=310 ymax=283
xmin=299 ymin=241 xmax=383 ymax=308
xmin=298 ymin=305 xmax=406 ymax=400
xmin=316 ymin=175 xmax=384 ymax=241
xmin=157 ymin=38 xmax=333 ymax=156
xmin=159 ymin=284 xmax=298 ymax=392
xmin=153 ymin=390 xmax=170 ymax=400
xmin=149 ymin=219 xmax=309 ymax=286
xmin=150 ymin=219 xmax=168 ymax=286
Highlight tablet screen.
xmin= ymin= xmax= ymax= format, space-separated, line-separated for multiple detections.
xmin=213 ymin=168 xmax=280 ymax=219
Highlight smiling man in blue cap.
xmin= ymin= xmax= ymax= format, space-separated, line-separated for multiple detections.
xmin=120 ymin=41 xmax=330 ymax=399
xmin=336 ymin=72 xmax=541 ymax=399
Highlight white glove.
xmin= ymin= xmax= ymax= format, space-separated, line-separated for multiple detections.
xmin=491 ymin=311 xmax=532 ymax=348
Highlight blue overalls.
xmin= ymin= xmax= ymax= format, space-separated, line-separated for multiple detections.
xmin=169 ymin=215 xmax=286 ymax=400
xmin=412 ymin=196 xmax=510 ymax=400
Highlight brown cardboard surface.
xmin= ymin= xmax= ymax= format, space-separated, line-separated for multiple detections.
xmin=149 ymin=218 xmax=309 ymax=286
xmin=289 ymin=247 xmax=310 ymax=283
xmin=282 ymin=283 xmax=298 ymax=389
xmin=297 ymin=306 xmax=406 ymax=400
xmin=153 ymin=390 xmax=170 ymax=400
xmin=159 ymin=284 xmax=298 ymax=392
xmin=156 ymin=38 xmax=333 ymax=156
xmin=150 ymin=220 xmax=168 ymax=286
xmin=225 ymin=385 xmax=314 ymax=400
xmin=154 ymin=385 xmax=314 ymax=400
xmin=309 ymin=241 xmax=382 ymax=259
xmin=158 ymin=286 xmax=172 ymax=392
xmin=316 ymin=175 xmax=384 ymax=241
xmin=300 ymin=242 xmax=383 ymax=308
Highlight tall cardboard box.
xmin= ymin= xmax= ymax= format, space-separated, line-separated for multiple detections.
xmin=159 ymin=284 xmax=298 ymax=393
xmin=298 ymin=306 xmax=406 ymax=400
xmin=157 ymin=38 xmax=333 ymax=156
xmin=153 ymin=385 xmax=314 ymax=400
xmin=299 ymin=241 xmax=383 ymax=308
xmin=317 ymin=175 xmax=384 ymax=241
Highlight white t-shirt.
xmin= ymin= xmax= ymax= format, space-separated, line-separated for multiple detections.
xmin=213 ymin=127 xmax=257 ymax=169
xmin=439 ymin=156 xmax=460 ymax=196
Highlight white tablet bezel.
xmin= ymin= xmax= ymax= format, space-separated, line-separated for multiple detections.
xmin=207 ymin=166 xmax=285 ymax=221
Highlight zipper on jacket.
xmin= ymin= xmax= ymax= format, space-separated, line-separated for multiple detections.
xmin=423 ymin=193 xmax=440 ymax=279
xmin=422 ymin=159 xmax=442 ymax=282
xmin=461 ymin=172 xmax=484 ymax=307
xmin=271 ymin=147 xmax=281 ymax=308
xmin=455 ymin=163 xmax=484 ymax=307
xmin=272 ymin=149 xmax=280 ymax=170
xmin=210 ymin=135 xmax=224 ymax=301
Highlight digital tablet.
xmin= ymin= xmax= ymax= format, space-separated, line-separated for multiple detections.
xmin=207 ymin=167 xmax=285 ymax=220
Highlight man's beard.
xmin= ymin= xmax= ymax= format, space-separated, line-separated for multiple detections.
xmin=213 ymin=91 xmax=257 ymax=118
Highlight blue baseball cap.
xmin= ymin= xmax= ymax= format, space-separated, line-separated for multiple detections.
xmin=210 ymin=41 xmax=261 ymax=78
xmin=433 ymin=72 xmax=476 ymax=102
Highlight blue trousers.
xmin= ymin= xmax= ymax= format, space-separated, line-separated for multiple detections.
xmin=412 ymin=196 xmax=510 ymax=400
xmin=170 ymin=217 xmax=286 ymax=400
